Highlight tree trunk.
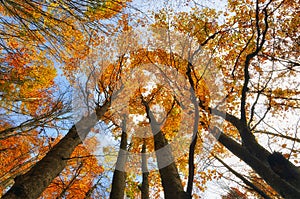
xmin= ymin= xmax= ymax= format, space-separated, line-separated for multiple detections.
xmin=110 ymin=119 xmax=128 ymax=199
xmin=2 ymin=102 xmax=110 ymax=199
xmin=211 ymin=109 xmax=300 ymax=198
xmin=142 ymin=99 xmax=186 ymax=199
xmin=141 ymin=139 xmax=149 ymax=199
xmin=216 ymin=129 xmax=300 ymax=199
xmin=153 ymin=130 xmax=186 ymax=199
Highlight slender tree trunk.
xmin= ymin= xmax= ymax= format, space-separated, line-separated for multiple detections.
xmin=110 ymin=118 xmax=128 ymax=199
xmin=2 ymin=102 xmax=110 ymax=199
xmin=186 ymin=77 xmax=200 ymax=198
xmin=142 ymin=99 xmax=187 ymax=199
xmin=84 ymin=177 xmax=102 ymax=199
xmin=141 ymin=139 xmax=149 ymax=199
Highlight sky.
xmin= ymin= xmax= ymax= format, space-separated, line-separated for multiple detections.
xmin=49 ymin=0 xmax=263 ymax=198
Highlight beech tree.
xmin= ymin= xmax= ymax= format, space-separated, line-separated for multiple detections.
xmin=143 ymin=1 xmax=300 ymax=197
xmin=0 ymin=0 xmax=129 ymax=198
xmin=1 ymin=0 xmax=300 ymax=199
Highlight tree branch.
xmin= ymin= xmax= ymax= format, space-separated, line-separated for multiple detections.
xmin=214 ymin=155 xmax=272 ymax=199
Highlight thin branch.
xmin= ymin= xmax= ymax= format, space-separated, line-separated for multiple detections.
xmin=214 ymin=155 xmax=272 ymax=199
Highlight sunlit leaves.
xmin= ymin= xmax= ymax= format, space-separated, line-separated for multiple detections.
xmin=0 ymin=0 xmax=129 ymax=198
xmin=1 ymin=0 xmax=300 ymax=198
xmin=0 ymin=49 xmax=56 ymax=114
xmin=0 ymin=129 xmax=53 ymax=196
xmin=86 ymin=0 xmax=130 ymax=20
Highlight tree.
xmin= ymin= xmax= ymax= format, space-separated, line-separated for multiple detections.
xmin=140 ymin=139 xmax=150 ymax=199
xmin=147 ymin=0 xmax=300 ymax=198
xmin=0 ymin=0 xmax=129 ymax=198
xmin=1 ymin=0 xmax=300 ymax=198
xmin=110 ymin=118 xmax=128 ymax=199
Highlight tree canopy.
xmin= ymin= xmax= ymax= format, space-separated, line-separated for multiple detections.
xmin=1 ymin=0 xmax=300 ymax=199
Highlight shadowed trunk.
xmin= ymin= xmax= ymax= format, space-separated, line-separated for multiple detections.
xmin=142 ymin=98 xmax=187 ymax=199
xmin=216 ymin=129 xmax=300 ymax=199
xmin=210 ymin=105 xmax=300 ymax=199
xmin=140 ymin=139 xmax=149 ymax=199
xmin=153 ymin=131 xmax=186 ymax=199
xmin=2 ymin=102 xmax=110 ymax=199
xmin=110 ymin=118 xmax=128 ymax=199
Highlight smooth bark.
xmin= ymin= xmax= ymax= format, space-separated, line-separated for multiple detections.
xmin=110 ymin=119 xmax=128 ymax=199
xmin=2 ymin=102 xmax=110 ymax=199
xmin=142 ymin=99 xmax=187 ymax=199
xmin=141 ymin=140 xmax=149 ymax=199
xmin=210 ymin=108 xmax=300 ymax=198
xmin=216 ymin=129 xmax=300 ymax=199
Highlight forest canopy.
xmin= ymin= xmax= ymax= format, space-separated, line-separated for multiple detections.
xmin=0 ymin=0 xmax=300 ymax=199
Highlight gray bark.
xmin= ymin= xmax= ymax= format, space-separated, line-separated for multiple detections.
xmin=110 ymin=119 xmax=128 ymax=199
xmin=141 ymin=140 xmax=149 ymax=199
xmin=2 ymin=102 xmax=110 ymax=199
xmin=142 ymin=99 xmax=187 ymax=199
xmin=216 ymin=129 xmax=300 ymax=199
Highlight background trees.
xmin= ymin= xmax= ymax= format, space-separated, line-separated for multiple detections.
xmin=1 ymin=0 xmax=300 ymax=198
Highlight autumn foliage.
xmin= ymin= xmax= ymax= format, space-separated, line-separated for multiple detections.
xmin=1 ymin=0 xmax=300 ymax=199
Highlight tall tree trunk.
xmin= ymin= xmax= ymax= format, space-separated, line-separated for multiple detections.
xmin=201 ymin=88 xmax=300 ymax=199
xmin=153 ymin=130 xmax=186 ymax=199
xmin=110 ymin=118 xmax=128 ymax=199
xmin=142 ymin=99 xmax=186 ymax=199
xmin=2 ymin=102 xmax=110 ymax=199
xmin=212 ymin=108 xmax=300 ymax=196
xmin=141 ymin=139 xmax=149 ymax=199
xmin=216 ymin=129 xmax=300 ymax=199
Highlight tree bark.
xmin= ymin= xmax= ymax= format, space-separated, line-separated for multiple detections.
xmin=154 ymin=130 xmax=187 ymax=199
xmin=110 ymin=119 xmax=128 ymax=199
xmin=2 ymin=102 xmax=110 ymax=199
xmin=216 ymin=129 xmax=300 ymax=199
xmin=142 ymin=99 xmax=187 ymax=199
xmin=141 ymin=139 xmax=149 ymax=199
xmin=211 ymin=108 xmax=300 ymax=198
